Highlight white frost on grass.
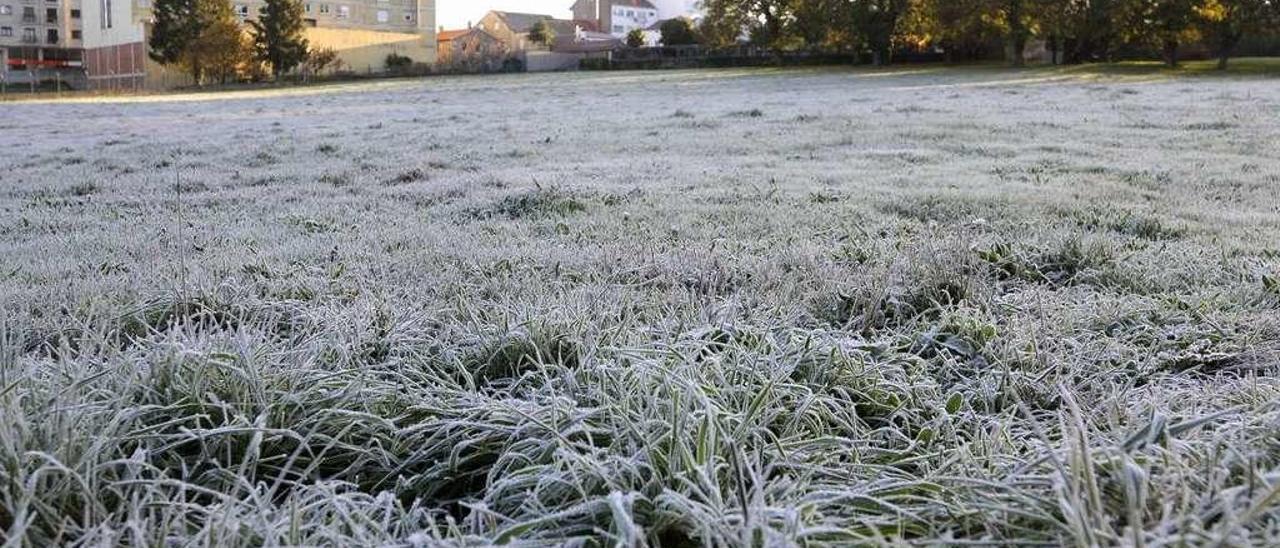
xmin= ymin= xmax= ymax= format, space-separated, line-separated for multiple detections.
xmin=1 ymin=66 xmax=1279 ymax=545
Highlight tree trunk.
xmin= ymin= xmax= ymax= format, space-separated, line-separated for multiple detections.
xmin=1216 ymin=32 xmax=1240 ymax=71
xmin=1007 ymin=0 xmax=1026 ymax=67
xmin=1162 ymin=39 xmax=1179 ymax=68
xmin=1010 ymin=37 xmax=1027 ymax=67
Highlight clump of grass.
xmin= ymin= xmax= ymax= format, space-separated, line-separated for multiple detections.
xmin=1063 ymin=206 xmax=1188 ymax=241
xmin=979 ymin=238 xmax=1116 ymax=286
xmin=463 ymin=327 xmax=581 ymax=386
xmin=384 ymin=167 xmax=428 ymax=186
xmin=467 ymin=187 xmax=589 ymax=220
xmin=318 ymin=171 xmax=352 ymax=186
xmin=66 ymin=181 xmax=97 ymax=197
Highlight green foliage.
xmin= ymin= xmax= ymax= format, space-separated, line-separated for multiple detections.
xmin=250 ymin=0 xmax=309 ymax=78
xmin=148 ymin=0 xmax=253 ymax=84
xmin=149 ymin=0 xmax=202 ymax=66
xmin=528 ymin=18 xmax=556 ymax=46
xmin=659 ymin=17 xmax=700 ymax=46
xmin=690 ymin=0 xmax=1280 ymax=67
xmin=384 ymin=53 xmax=413 ymax=73
xmin=626 ymin=28 xmax=647 ymax=48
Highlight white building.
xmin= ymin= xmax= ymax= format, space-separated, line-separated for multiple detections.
xmin=649 ymin=0 xmax=698 ymax=20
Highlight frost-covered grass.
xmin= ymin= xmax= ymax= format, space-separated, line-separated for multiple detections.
xmin=2 ymin=66 xmax=1280 ymax=545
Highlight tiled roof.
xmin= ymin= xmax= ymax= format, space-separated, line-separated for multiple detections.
xmin=492 ymin=11 xmax=556 ymax=33
xmin=437 ymin=29 xmax=472 ymax=42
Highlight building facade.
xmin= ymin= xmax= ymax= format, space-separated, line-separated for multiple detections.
xmin=476 ymin=11 xmax=581 ymax=53
xmin=571 ymin=0 xmax=702 ymax=39
xmin=1 ymin=0 xmax=87 ymax=85
xmin=4 ymin=0 xmax=435 ymax=90
xmin=436 ymin=26 xmax=505 ymax=69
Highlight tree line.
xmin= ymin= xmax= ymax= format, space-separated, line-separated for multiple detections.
xmin=149 ymin=0 xmax=336 ymax=85
xmin=694 ymin=0 xmax=1280 ymax=68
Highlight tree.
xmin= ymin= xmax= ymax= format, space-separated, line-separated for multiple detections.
xmin=626 ymin=28 xmax=647 ymax=48
xmin=659 ymin=17 xmax=700 ymax=46
xmin=304 ymin=47 xmax=341 ymax=78
xmin=997 ymin=0 xmax=1033 ymax=66
xmin=790 ymin=0 xmax=844 ymax=48
xmin=910 ymin=0 xmax=1001 ymax=62
xmin=847 ymin=0 xmax=911 ymax=65
xmin=700 ymin=0 xmax=792 ymax=49
xmin=250 ymin=0 xmax=309 ymax=79
xmin=1193 ymin=0 xmax=1276 ymax=69
xmin=528 ymin=19 xmax=556 ymax=47
xmin=1122 ymin=0 xmax=1200 ymax=66
xmin=149 ymin=0 xmax=251 ymax=84
xmin=149 ymin=0 xmax=202 ymax=72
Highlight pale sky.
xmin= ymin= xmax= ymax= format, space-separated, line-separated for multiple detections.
xmin=438 ymin=1 xmax=573 ymax=30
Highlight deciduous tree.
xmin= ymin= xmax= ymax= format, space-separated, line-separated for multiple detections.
xmin=1194 ymin=0 xmax=1277 ymax=69
xmin=1123 ymin=0 xmax=1200 ymax=66
xmin=528 ymin=19 xmax=556 ymax=47
xmin=149 ymin=0 xmax=252 ymax=85
xmin=659 ymin=17 xmax=700 ymax=46
xmin=626 ymin=28 xmax=647 ymax=47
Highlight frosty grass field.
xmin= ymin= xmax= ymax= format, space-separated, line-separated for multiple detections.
xmin=2 ymin=65 xmax=1280 ymax=546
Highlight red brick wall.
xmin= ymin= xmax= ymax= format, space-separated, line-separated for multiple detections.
xmin=83 ymin=41 xmax=146 ymax=90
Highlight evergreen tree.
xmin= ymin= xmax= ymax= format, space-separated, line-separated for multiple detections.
xmin=251 ymin=0 xmax=310 ymax=79
xmin=149 ymin=0 xmax=202 ymax=68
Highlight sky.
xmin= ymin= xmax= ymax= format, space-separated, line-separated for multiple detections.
xmin=437 ymin=1 xmax=573 ymax=30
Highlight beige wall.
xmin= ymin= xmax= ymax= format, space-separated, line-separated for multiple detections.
xmin=80 ymin=0 xmax=143 ymax=48
xmin=306 ymin=26 xmax=435 ymax=72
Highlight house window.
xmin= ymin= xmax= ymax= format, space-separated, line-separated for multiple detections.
xmin=71 ymin=29 xmax=81 ymax=39
xmin=376 ymin=10 xmax=387 ymax=23
xmin=45 ymin=28 xmax=56 ymax=43
xmin=318 ymin=4 xmax=329 ymax=14
xmin=45 ymin=7 xmax=55 ymax=23
xmin=22 ymin=27 xmax=34 ymax=42
xmin=234 ymin=4 xmax=248 ymax=17
xmin=336 ymin=5 xmax=348 ymax=18
xmin=70 ymin=9 xmax=80 ymax=18
xmin=612 ymin=25 xmax=622 ymax=33
xmin=303 ymin=3 xmax=310 ymax=13
xmin=21 ymin=6 xmax=33 ymax=22
xmin=0 ymin=27 xmax=11 ymax=37
xmin=0 ymin=6 xmax=10 ymax=16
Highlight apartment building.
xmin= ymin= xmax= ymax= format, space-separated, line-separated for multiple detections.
xmin=1 ymin=0 xmax=86 ymax=83
xmin=571 ymin=0 xmax=699 ymax=38
xmin=5 ymin=0 xmax=435 ymax=90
